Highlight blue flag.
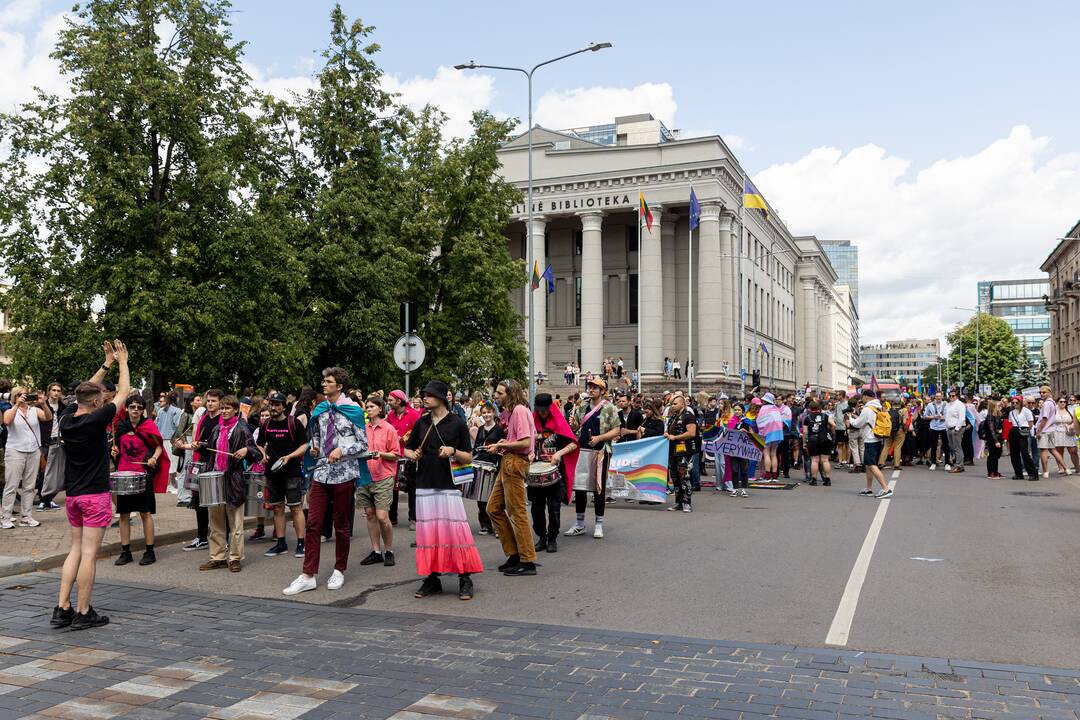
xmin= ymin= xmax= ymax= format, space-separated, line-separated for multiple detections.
xmin=542 ymin=263 xmax=555 ymax=295
xmin=689 ymin=187 xmax=701 ymax=230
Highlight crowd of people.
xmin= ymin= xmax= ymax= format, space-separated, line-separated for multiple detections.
xmin=5 ymin=338 xmax=1079 ymax=631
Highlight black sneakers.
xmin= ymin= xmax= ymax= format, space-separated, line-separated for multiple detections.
xmin=50 ymin=605 xmax=74 ymax=629
xmin=503 ymin=562 xmax=537 ymax=576
xmin=264 ymin=541 xmax=289 ymax=557
xmin=383 ymin=550 xmax=395 ymax=567
xmin=114 ymin=550 xmax=133 ymax=566
xmin=414 ymin=575 xmax=443 ymax=598
xmin=70 ymin=607 xmax=109 ymax=631
xmin=359 ymin=550 xmax=384 ymax=566
xmin=138 ymin=548 xmax=156 ymax=566
xmin=546 ymin=538 xmax=558 ymax=553
xmin=497 ymin=554 xmax=519 ymax=572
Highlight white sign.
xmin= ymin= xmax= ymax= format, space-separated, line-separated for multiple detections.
xmin=393 ymin=333 xmax=426 ymax=372
xmin=978 ymin=384 xmax=991 ymax=397
xmin=716 ymin=430 xmax=764 ymax=462
xmin=1021 ymin=386 xmax=1040 ymax=400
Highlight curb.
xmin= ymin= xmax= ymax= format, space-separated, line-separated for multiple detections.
xmin=0 ymin=517 xmax=260 ymax=578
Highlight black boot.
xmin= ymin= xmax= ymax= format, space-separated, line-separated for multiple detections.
xmin=823 ymin=477 xmax=831 ymax=486
xmin=114 ymin=546 xmax=133 ymax=566
xmin=533 ymin=540 xmax=547 ymax=552
xmin=138 ymin=546 xmax=156 ymax=566
xmin=546 ymin=537 xmax=558 ymax=553
xmin=808 ymin=478 xmax=818 ymax=486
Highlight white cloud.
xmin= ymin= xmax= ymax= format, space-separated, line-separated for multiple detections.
xmin=534 ymin=82 xmax=676 ymax=131
xmin=754 ymin=125 xmax=1080 ymax=346
xmin=0 ymin=3 xmax=67 ymax=112
xmin=382 ymin=66 xmax=495 ymax=139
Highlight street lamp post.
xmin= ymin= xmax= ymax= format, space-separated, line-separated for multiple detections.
xmin=953 ymin=306 xmax=981 ymax=392
xmin=455 ymin=42 xmax=612 ymax=402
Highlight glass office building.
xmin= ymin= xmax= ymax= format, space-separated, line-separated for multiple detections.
xmin=820 ymin=241 xmax=858 ymax=309
xmin=976 ymin=279 xmax=1050 ymax=362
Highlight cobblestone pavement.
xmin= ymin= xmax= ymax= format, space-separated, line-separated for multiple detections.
xmin=0 ymin=574 xmax=1077 ymax=720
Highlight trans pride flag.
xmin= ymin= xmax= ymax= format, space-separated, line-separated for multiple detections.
xmin=608 ymin=435 xmax=669 ymax=503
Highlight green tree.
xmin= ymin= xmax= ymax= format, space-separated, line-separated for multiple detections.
xmin=1016 ymin=350 xmax=1037 ymax=388
xmin=945 ymin=313 xmax=1021 ymax=394
xmin=0 ymin=0 xmax=313 ymax=390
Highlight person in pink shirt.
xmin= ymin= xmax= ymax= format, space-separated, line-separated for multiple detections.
xmin=356 ymin=394 xmax=399 ymax=568
xmin=386 ymin=389 xmax=421 ymax=527
xmin=487 ymin=379 xmax=537 ymax=577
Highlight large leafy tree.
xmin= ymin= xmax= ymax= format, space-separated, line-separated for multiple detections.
xmin=0 ymin=0 xmax=313 ymax=390
xmin=945 ymin=313 xmax=1021 ymax=394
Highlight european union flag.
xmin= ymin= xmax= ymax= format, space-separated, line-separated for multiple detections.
xmin=543 ymin=263 xmax=555 ymax=295
xmin=689 ymin=187 xmax=701 ymax=231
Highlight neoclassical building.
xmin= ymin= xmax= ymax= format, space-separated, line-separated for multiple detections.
xmin=1041 ymin=220 xmax=1080 ymax=391
xmin=496 ymin=114 xmax=852 ymax=392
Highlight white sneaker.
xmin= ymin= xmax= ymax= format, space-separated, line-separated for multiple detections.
xmin=593 ymin=525 xmax=604 ymax=539
xmin=944 ymin=464 xmax=952 ymax=471
xmin=0 ymin=520 xmax=14 ymax=530
xmin=739 ymin=489 xmax=748 ymax=497
xmin=564 ymin=525 xmax=586 ymax=537
xmin=18 ymin=517 xmax=40 ymax=528
xmin=929 ymin=464 xmax=936 ymax=471
xmin=875 ymin=489 xmax=893 ymax=499
xmin=282 ymin=574 xmax=316 ymax=596
xmin=729 ymin=489 xmax=738 ymax=497
xmin=326 ymin=569 xmax=345 ymax=590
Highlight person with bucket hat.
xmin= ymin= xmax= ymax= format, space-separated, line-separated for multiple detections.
xmin=565 ymin=377 xmax=620 ymax=539
xmin=404 ymin=380 xmax=483 ymax=600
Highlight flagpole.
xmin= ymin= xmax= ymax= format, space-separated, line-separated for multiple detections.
xmin=637 ymin=205 xmax=642 ymax=396
xmin=688 ymin=216 xmax=693 ymax=397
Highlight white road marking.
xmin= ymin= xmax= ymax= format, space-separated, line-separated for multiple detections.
xmin=825 ymin=470 xmax=899 ymax=646
xmin=910 ymin=557 xmax=944 ymax=562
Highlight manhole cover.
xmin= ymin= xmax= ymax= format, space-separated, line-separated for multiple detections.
xmin=1012 ymin=491 xmax=1059 ymax=497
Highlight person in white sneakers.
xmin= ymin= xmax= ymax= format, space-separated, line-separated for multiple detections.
xmin=284 ymin=367 xmax=369 ymax=596
xmin=2 ymin=386 xmax=52 ymax=529
xmin=944 ymin=390 xmax=968 ymax=474
xmin=849 ymin=390 xmax=892 ymax=498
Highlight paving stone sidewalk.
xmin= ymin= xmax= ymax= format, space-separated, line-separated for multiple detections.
xmin=0 ymin=573 xmax=1077 ymax=720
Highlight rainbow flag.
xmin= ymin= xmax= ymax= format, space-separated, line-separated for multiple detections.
xmin=608 ymin=435 xmax=668 ymax=503
xmin=450 ymin=459 xmax=474 ymax=486
xmin=639 ymin=192 xmax=653 ymax=232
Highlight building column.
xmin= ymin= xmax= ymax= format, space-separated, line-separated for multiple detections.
xmin=529 ymin=216 xmax=547 ymax=377
xmin=718 ymin=211 xmax=736 ymax=379
xmin=800 ymin=279 xmax=817 ymax=387
xmin=822 ymin=297 xmax=835 ymax=389
xmin=696 ymin=203 xmax=724 ymax=379
xmin=661 ymin=215 xmax=676 ymax=364
xmin=640 ymin=207 xmax=664 ymax=379
xmin=578 ymin=211 xmax=605 ymax=375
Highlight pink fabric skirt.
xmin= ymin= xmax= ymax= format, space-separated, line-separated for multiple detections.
xmin=414 ymin=488 xmax=484 ymax=577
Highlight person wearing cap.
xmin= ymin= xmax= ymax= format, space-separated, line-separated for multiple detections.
xmin=487 ymin=379 xmax=538 ymax=576
xmin=386 ymin=389 xmax=421 ymax=528
xmin=566 ymin=377 xmax=620 ymax=539
xmin=258 ymin=393 xmax=308 ymax=559
xmin=531 ymin=393 xmax=578 ymax=553
xmin=404 ymin=379 xmax=482 ymax=600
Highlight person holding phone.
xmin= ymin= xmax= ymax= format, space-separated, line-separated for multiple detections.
xmin=2 ymin=386 xmax=53 ymax=529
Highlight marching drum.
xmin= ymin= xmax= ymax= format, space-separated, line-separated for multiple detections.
xmin=573 ymin=449 xmax=600 ymax=493
xmin=109 ymin=471 xmax=147 ymax=496
xmin=464 ymin=459 xmax=497 ymax=502
xmin=196 ymin=470 xmax=226 ymax=507
xmin=243 ymin=472 xmax=266 ymax=516
xmin=527 ymin=461 xmax=562 ymax=488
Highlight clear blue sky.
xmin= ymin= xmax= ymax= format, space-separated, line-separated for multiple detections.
xmin=217 ymin=0 xmax=1080 ymax=173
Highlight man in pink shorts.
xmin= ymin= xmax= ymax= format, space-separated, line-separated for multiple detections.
xmin=52 ymin=340 xmax=131 ymax=631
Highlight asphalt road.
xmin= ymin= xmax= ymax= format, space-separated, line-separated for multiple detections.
xmin=88 ymin=460 xmax=1080 ymax=669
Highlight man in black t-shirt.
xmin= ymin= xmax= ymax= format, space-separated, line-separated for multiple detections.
xmin=664 ymin=393 xmax=697 ymax=513
xmin=615 ymin=392 xmax=644 ymax=444
xmin=52 ymin=340 xmax=131 ymax=631
xmin=260 ymin=393 xmax=308 ymax=559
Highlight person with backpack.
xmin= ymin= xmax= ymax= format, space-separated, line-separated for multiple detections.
xmin=882 ymin=400 xmax=907 ymax=472
xmin=849 ymin=390 xmax=892 ymax=498
xmin=801 ymin=399 xmax=835 ymax=486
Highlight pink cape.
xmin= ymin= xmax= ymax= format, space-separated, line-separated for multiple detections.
xmin=119 ymin=417 xmax=171 ymax=493
xmin=534 ymin=409 xmax=579 ymax=502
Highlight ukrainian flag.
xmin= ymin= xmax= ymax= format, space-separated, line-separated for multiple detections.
xmin=743 ymin=177 xmax=768 ymax=218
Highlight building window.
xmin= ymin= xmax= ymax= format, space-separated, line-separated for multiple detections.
xmin=625 ymin=225 xmax=637 ymax=253
xmin=574 ymin=230 xmax=582 ymax=255
xmin=629 ymin=273 xmax=639 ymax=324
xmin=575 ymin=276 xmax=582 ymax=326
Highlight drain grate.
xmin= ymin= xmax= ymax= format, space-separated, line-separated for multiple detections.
xmin=1011 ymin=491 xmax=1060 ymax=497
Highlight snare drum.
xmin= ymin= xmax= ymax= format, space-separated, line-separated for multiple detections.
xmin=464 ymin=459 xmax=498 ymax=502
xmin=243 ymin=472 xmax=266 ymax=516
xmin=527 ymin=461 xmax=562 ymax=488
xmin=196 ymin=470 xmax=226 ymax=507
xmin=109 ymin=471 xmax=147 ymax=496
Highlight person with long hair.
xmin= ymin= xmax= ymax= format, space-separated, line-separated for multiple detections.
xmin=530 ymin=393 xmax=578 ymax=552
xmin=469 ymin=400 xmax=502 ymax=536
xmin=38 ymin=381 xmax=67 ymax=511
xmin=487 ymin=379 xmax=538 ymax=576
xmin=111 ymin=394 xmax=170 ymax=567
xmin=982 ymin=398 xmax=1005 ymax=478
